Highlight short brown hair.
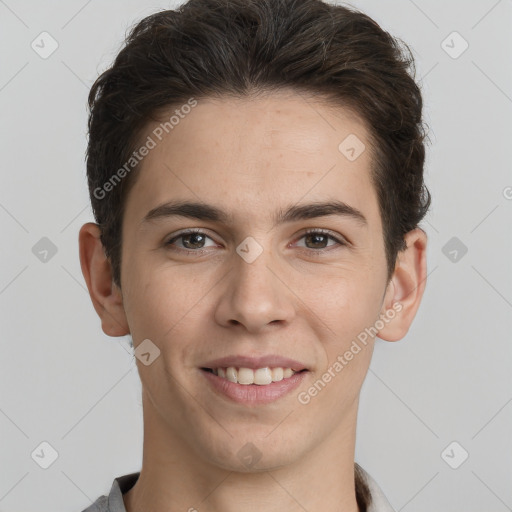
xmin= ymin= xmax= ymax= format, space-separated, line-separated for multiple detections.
xmin=86 ymin=0 xmax=430 ymax=292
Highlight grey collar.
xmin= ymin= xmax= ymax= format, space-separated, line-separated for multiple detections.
xmin=99 ymin=465 xmax=395 ymax=512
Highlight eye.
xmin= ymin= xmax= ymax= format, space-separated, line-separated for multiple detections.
xmin=164 ymin=228 xmax=347 ymax=255
xmin=295 ymin=229 xmax=346 ymax=252
xmin=165 ymin=229 xmax=218 ymax=253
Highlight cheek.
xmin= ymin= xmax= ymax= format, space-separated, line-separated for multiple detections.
xmin=307 ymin=269 xmax=383 ymax=341
xmin=313 ymin=279 xmax=380 ymax=399
xmin=308 ymin=274 xmax=382 ymax=396
xmin=122 ymin=262 xmax=216 ymax=348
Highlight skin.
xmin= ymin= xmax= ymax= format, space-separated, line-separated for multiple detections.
xmin=79 ymin=89 xmax=427 ymax=512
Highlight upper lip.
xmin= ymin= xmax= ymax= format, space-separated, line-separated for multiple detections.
xmin=201 ymin=355 xmax=308 ymax=371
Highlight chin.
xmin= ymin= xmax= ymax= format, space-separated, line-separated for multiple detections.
xmin=194 ymin=425 xmax=306 ymax=473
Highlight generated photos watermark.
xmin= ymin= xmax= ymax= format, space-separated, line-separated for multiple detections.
xmin=93 ymin=97 xmax=198 ymax=200
xmin=297 ymin=301 xmax=403 ymax=405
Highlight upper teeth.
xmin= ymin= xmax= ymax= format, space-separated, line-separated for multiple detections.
xmin=213 ymin=367 xmax=299 ymax=385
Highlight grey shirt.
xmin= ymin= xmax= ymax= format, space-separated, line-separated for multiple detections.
xmin=81 ymin=466 xmax=395 ymax=512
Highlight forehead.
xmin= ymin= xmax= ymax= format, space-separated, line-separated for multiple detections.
xmin=124 ymin=90 xmax=381 ymax=230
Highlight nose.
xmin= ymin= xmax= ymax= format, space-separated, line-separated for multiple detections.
xmin=214 ymin=245 xmax=296 ymax=334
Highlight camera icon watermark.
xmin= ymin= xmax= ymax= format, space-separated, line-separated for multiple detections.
xmin=31 ymin=31 xmax=59 ymax=59
xmin=32 ymin=237 xmax=58 ymax=263
xmin=441 ymin=31 xmax=469 ymax=60
xmin=442 ymin=236 xmax=468 ymax=263
xmin=441 ymin=441 xmax=469 ymax=469
xmin=237 ymin=442 xmax=262 ymax=469
xmin=338 ymin=134 xmax=366 ymax=162
xmin=134 ymin=338 xmax=161 ymax=366
xmin=31 ymin=441 xmax=59 ymax=469
xmin=236 ymin=237 xmax=263 ymax=264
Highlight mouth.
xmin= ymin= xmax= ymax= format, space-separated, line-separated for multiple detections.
xmin=200 ymin=365 xmax=309 ymax=405
xmin=201 ymin=366 xmax=308 ymax=385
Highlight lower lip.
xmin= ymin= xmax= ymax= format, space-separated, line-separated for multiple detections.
xmin=201 ymin=369 xmax=308 ymax=405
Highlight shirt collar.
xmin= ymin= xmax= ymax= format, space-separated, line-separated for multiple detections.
xmin=360 ymin=467 xmax=396 ymax=512
xmin=104 ymin=466 xmax=395 ymax=512
xmin=106 ymin=472 xmax=139 ymax=512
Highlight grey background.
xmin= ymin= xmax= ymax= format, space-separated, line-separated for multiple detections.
xmin=1 ymin=0 xmax=511 ymax=510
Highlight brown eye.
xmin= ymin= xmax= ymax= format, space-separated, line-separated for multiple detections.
xmin=165 ymin=229 xmax=216 ymax=252
xmin=296 ymin=229 xmax=346 ymax=251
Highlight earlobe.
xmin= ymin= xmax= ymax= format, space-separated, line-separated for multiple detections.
xmin=78 ymin=222 xmax=130 ymax=337
xmin=377 ymin=228 xmax=428 ymax=342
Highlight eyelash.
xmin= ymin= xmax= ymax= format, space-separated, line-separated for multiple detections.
xmin=164 ymin=228 xmax=347 ymax=255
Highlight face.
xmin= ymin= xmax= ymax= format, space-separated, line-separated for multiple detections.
xmin=117 ymin=90 xmax=394 ymax=470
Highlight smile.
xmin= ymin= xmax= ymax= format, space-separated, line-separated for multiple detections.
xmin=200 ymin=366 xmax=309 ymax=405
xmin=202 ymin=366 xmax=304 ymax=385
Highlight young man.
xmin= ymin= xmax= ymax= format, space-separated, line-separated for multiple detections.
xmin=78 ymin=0 xmax=430 ymax=511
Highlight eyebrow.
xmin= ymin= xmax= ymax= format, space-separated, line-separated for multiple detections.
xmin=142 ymin=199 xmax=367 ymax=228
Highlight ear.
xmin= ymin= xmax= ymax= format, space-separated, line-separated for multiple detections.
xmin=78 ymin=222 xmax=130 ymax=337
xmin=377 ymin=227 xmax=428 ymax=342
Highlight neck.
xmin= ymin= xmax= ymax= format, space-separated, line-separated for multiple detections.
xmin=124 ymin=397 xmax=361 ymax=512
